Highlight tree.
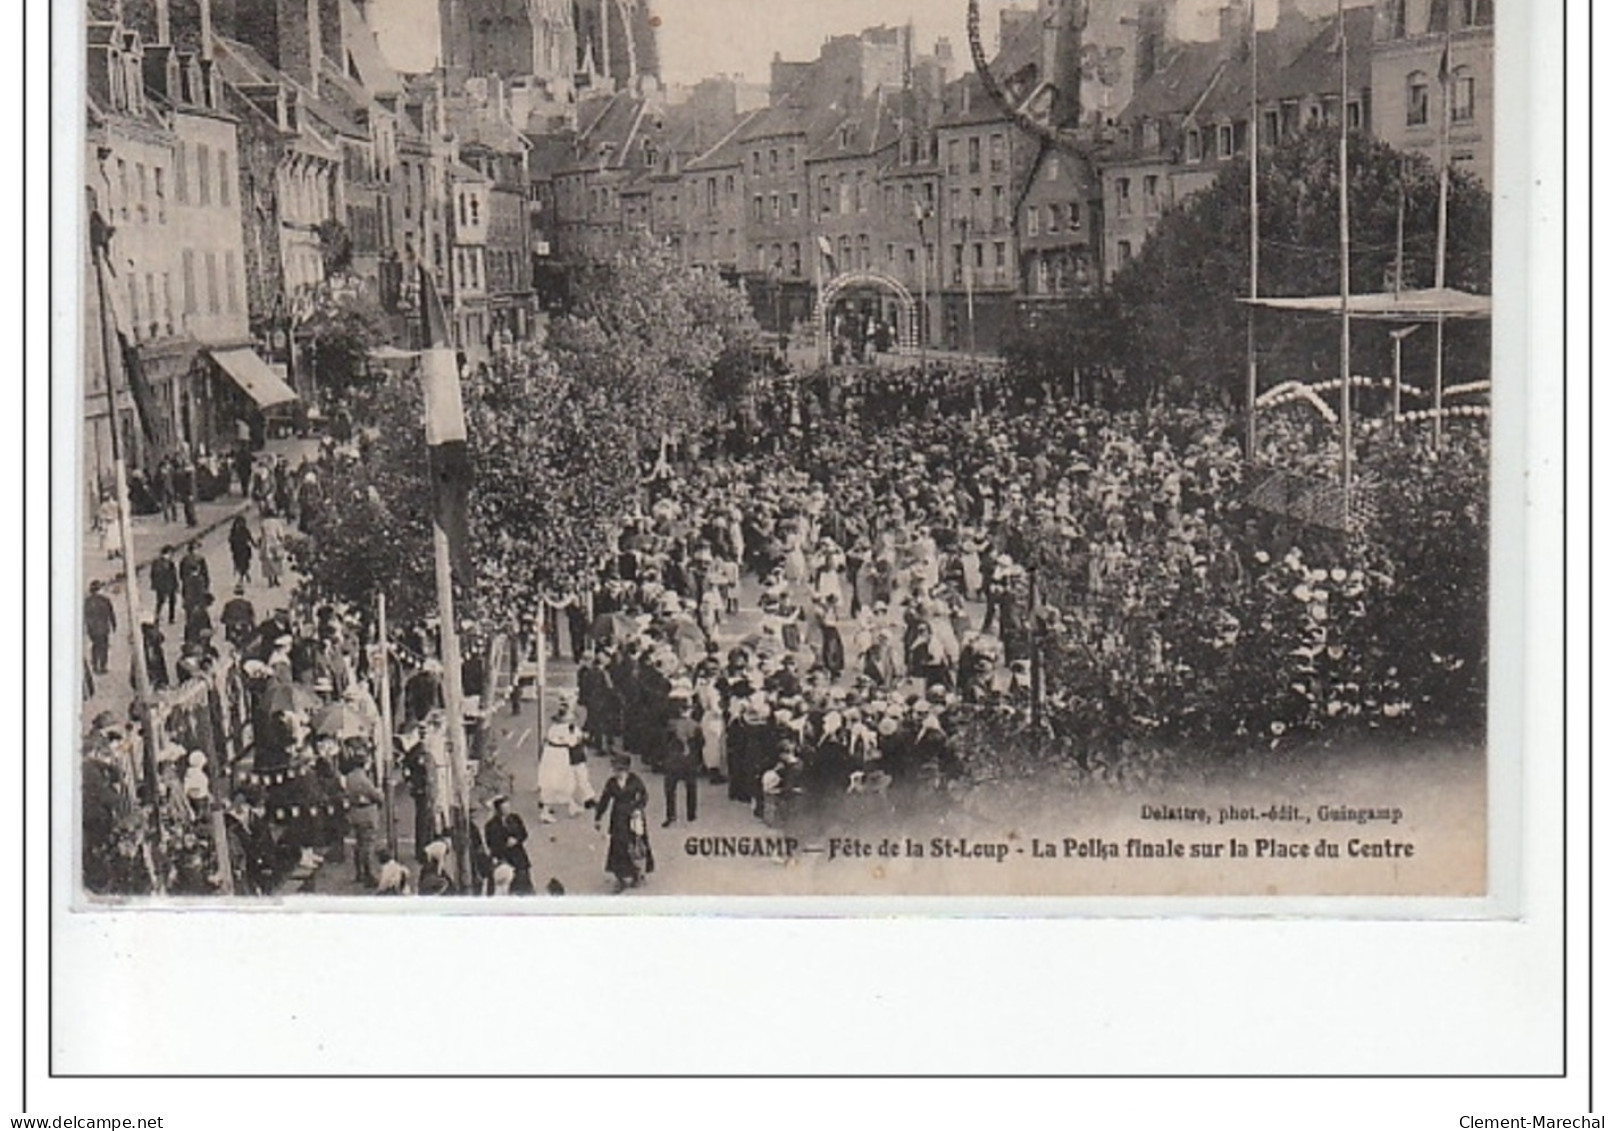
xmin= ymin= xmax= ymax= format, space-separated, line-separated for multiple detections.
xmin=546 ymin=232 xmax=762 ymax=444
xmin=1106 ymin=127 xmax=1491 ymax=408
xmin=288 ymin=387 xmax=438 ymax=626
xmin=461 ymin=348 xmax=645 ymax=621
xmin=301 ymin=279 xmax=390 ymax=400
xmin=296 ymin=236 xmax=762 ymax=631
xmin=317 ymin=219 xmax=355 ymax=277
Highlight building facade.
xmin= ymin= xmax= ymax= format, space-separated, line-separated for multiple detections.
xmin=1370 ymin=0 xmax=1493 ymax=189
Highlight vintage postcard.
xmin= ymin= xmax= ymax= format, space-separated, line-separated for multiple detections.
xmin=67 ymin=0 xmax=1507 ymax=904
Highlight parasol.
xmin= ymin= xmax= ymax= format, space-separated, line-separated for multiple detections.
xmin=590 ymin=613 xmax=640 ymax=643
xmin=666 ymin=618 xmax=708 ymax=666
xmin=312 ymin=701 xmax=372 ymax=739
xmin=263 ymin=680 xmax=322 ymax=715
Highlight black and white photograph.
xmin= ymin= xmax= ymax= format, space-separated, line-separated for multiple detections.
xmin=68 ymin=0 xmax=1502 ymax=903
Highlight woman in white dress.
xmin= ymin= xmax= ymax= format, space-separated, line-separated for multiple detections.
xmin=695 ymin=673 xmax=726 ymax=782
xmin=97 ymin=495 xmax=121 ymax=560
xmin=537 ymin=705 xmax=591 ymax=821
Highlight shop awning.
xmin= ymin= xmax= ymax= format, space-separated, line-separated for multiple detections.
xmin=210 ymin=348 xmax=298 ymax=408
xmin=1238 ymin=287 xmax=1492 ymax=322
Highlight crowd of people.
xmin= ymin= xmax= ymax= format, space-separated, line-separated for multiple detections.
xmin=83 ymin=347 xmax=1473 ymax=898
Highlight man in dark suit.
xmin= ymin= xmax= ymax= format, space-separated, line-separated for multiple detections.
xmin=179 ymin=541 xmax=210 ymax=616
xmin=483 ymin=796 xmax=533 ymax=894
xmin=171 ymin=458 xmax=198 ymax=527
xmin=151 ymin=546 xmax=179 ymax=625
xmin=83 ymin=581 xmax=116 ymax=675
xmin=220 ymin=586 xmax=257 ymax=652
xmin=661 ymin=696 xmax=703 ymax=827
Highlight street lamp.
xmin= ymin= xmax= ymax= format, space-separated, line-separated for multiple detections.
xmin=1389 ymin=325 xmax=1421 ymax=441
xmin=913 ymin=203 xmax=932 ymax=372
xmin=769 ymin=260 xmax=785 ymax=359
xmin=958 ymin=214 xmax=978 ymax=361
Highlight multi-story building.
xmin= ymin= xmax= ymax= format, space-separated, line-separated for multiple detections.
xmin=552 ymin=91 xmax=657 ymax=264
xmin=389 ymin=77 xmax=455 ymax=322
xmin=458 ymin=124 xmax=534 ymax=353
xmin=806 ymin=96 xmax=908 ymax=344
xmin=1017 ymin=145 xmax=1101 ymax=304
xmin=1370 ymin=0 xmax=1493 ymax=189
xmin=85 ymin=22 xmax=189 ymax=483
xmin=1099 ymin=1 xmax=1374 ymax=280
xmin=447 ymin=158 xmax=493 ymax=357
xmin=882 ymin=115 xmax=943 ymax=347
xmin=525 ymin=129 xmax=573 ymax=308
xmin=677 ymin=112 xmax=752 ymax=276
xmin=85 ymin=5 xmax=282 ymax=493
xmin=934 ymin=73 xmax=1026 ymax=354
xmin=212 ymin=34 xmax=346 ymax=398
xmin=737 ymin=105 xmax=826 ymax=328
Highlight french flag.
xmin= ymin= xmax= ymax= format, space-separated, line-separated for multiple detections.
xmin=418 ymin=265 xmax=473 ymax=586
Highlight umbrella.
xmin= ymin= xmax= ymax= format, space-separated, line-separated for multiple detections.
xmin=739 ymin=632 xmax=785 ymax=657
xmin=262 ymin=680 xmax=322 ymax=715
xmin=312 ymin=702 xmax=371 ymax=740
xmin=590 ymin=613 xmax=640 ymax=643
xmin=667 ymin=618 xmax=708 ymax=666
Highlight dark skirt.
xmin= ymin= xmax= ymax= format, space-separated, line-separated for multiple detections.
xmin=606 ymin=814 xmax=654 ymax=882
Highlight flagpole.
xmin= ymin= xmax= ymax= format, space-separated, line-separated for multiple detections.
xmin=917 ymin=209 xmax=929 ymax=374
xmin=1433 ymin=3 xmax=1454 ymax=455
xmin=1245 ymin=0 xmax=1260 ymax=462
xmin=813 ymin=231 xmax=826 ymax=366
xmin=1336 ymin=0 xmax=1353 ymax=494
xmin=376 ymin=592 xmax=398 ymax=858
xmin=417 ymin=264 xmax=475 ymax=890
xmin=433 ymin=520 xmax=474 ymax=890
xmin=90 ymin=210 xmax=165 ymax=891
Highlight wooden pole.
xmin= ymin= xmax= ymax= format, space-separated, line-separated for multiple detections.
xmin=1336 ymin=0 xmax=1353 ymax=493
xmin=92 ymin=227 xmax=166 ymax=893
xmin=917 ymin=212 xmax=929 ymax=373
xmin=432 ymin=525 xmax=474 ymax=890
xmin=1433 ymin=4 xmax=1454 ymax=455
xmin=210 ymin=805 xmax=234 ymax=896
xmin=1245 ymin=0 xmax=1260 ymax=462
xmin=533 ymin=609 xmax=548 ymax=791
xmin=376 ymin=591 xmax=398 ymax=857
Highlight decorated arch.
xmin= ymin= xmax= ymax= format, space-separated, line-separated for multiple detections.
xmin=814 ymin=271 xmax=919 ymax=356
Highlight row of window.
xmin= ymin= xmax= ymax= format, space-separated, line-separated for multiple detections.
xmin=749 ymin=146 xmax=799 ymax=177
xmin=122 ymin=249 xmax=243 ymax=341
xmin=746 ymin=239 xmax=942 ymax=281
xmin=455 ymin=247 xmax=485 ymax=292
xmin=1112 ymin=175 xmax=1162 ymax=218
xmin=1128 ymin=100 xmax=1365 ymax=159
xmin=109 ymin=141 xmax=235 ymax=225
xmin=943 ymin=133 xmax=1009 ymax=177
xmin=1384 ymin=0 xmax=1493 ymax=40
xmin=1406 ymin=68 xmax=1477 ymax=126
xmin=1024 ymin=201 xmax=1084 ymax=236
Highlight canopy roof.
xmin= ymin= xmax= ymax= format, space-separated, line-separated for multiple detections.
xmin=210 ymin=348 xmax=297 ymax=408
xmin=1240 ymin=287 xmax=1492 ymax=322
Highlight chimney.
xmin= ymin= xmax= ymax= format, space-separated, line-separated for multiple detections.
xmin=1135 ymin=1 xmax=1166 ymax=85
xmin=1272 ymin=0 xmax=1314 ymax=60
xmin=121 ymin=0 xmax=170 ymax=44
xmin=1217 ymin=4 xmax=1244 ymax=61
xmin=167 ymin=0 xmax=214 ymax=57
xmin=233 ymin=0 xmax=321 ymax=92
xmin=317 ymin=0 xmax=342 ymax=69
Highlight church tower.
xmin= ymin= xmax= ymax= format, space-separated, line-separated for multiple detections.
xmin=572 ymin=0 xmax=659 ymax=89
xmin=440 ymin=0 xmax=579 ymax=86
